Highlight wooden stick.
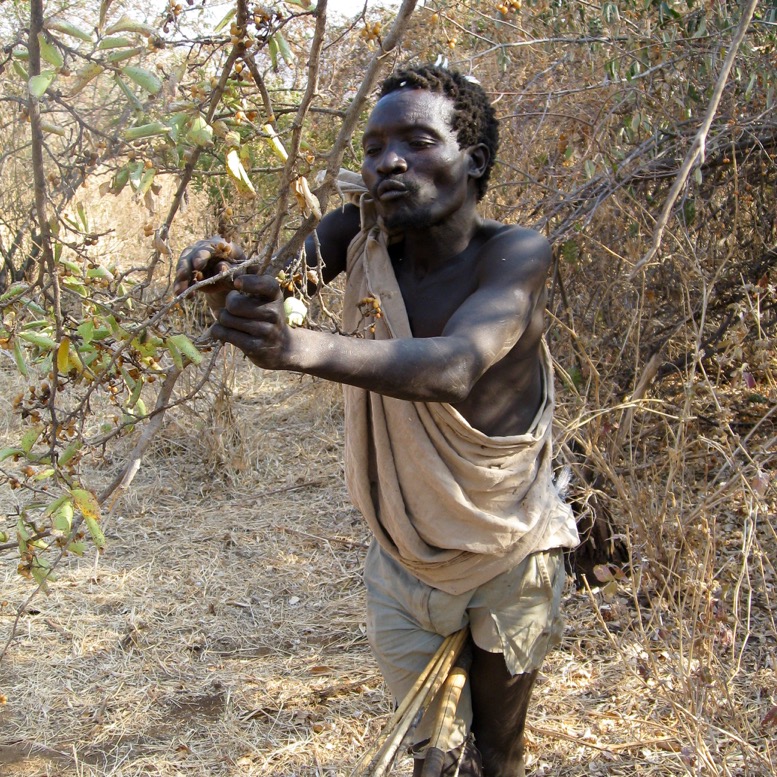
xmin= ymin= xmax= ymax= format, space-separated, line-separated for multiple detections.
xmin=420 ymin=666 xmax=468 ymax=777
xmin=350 ymin=628 xmax=468 ymax=777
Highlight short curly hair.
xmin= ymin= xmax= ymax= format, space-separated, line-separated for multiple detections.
xmin=379 ymin=65 xmax=499 ymax=201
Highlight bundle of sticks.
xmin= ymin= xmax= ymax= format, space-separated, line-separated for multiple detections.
xmin=350 ymin=627 xmax=470 ymax=777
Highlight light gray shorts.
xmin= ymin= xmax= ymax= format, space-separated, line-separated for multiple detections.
xmin=364 ymin=541 xmax=566 ymax=751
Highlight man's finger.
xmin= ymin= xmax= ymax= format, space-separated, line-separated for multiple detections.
xmin=218 ymin=306 xmax=279 ymax=331
xmin=192 ymin=248 xmax=217 ymax=271
xmin=233 ymin=274 xmax=281 ymax=301
xmin=209 ymin=321 xmax=279 ymax=352
xmin=222 ymin=291 xmax=282 ymax=321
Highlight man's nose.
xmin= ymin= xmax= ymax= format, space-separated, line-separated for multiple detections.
xmin=376 ymin=147 xmax=407 ymax=175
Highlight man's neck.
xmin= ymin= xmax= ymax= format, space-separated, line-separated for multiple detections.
xmin=400 ymin=207 xmax=482 ymax=276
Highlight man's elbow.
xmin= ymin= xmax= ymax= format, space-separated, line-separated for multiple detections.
xmin=432 ymin=357 xmax=480 ymax=403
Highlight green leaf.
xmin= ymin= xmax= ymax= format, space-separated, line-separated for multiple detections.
xmin=87 ymin=265 xmax=114 ymax=280
xmin=106 ymin=46 xmax=145 ymax=63
xmin=123 ymin=122 xmax=169 ymax=141
xmin=44 ymin=494 xmax=71 ymax=517
xmin=99 ymin=0 xmax=111 ymax=29
xmin=166 ymin=338 xmax=183 ymax=370
xmin=104 ymin=15 xmax=158 ymax=37
xmin=47 ymin=20 xmax=94 ymax=43
xmin=167 ymin=334 xmax=202 ymax=365
xmin=20 ymin=427 xmax=43 ymax=454
xmin=273 ymin=32 xmax=294 ymax=66
xmin=13 ymin=339 xmax=28 ymax=377
xmin=126 ymin=375 xmax=143 ymax=409
xmin=112 ymin=73 xmax=142 ymax=111
xmin=68 ymin=62 xmax=103 ymax=96
xmin=77 ymin=202 xmax=89 ymax=232
xmin=109 ymin=166 xmax=130 ymax=195
xmin=18 ymin=331 xmax=58 ymax=350
xmin=29 ymin=70 xmax=57 ymax=98
xmin=0 ymin=281 xmax=29 ymax=301
xmin=137 ymin=167 xmax=156 ymax=197
xmin=71 ymin=487 xmax=100 ymax=521
xmin=59 ymin=440 xmax=83 ymax=467
xmin=61 ymin=277 xmax=88 ymax=297
xmin=32 ymin=559 xmax=56 ymax=588
xmin=52 ymin=502 xmax=74 ymax=532
xmin=214 ymin=7 xmax=236 ymax=33
xmin=67 ymin=540 xmax=87 ymax=555
xmin=77 ymin=320 xmax=95 ymax=343
xmin=40 ymin=120 xmax=67 ymax=136
xmin=128 ymin=160 xmax=144 ymax=190
xmin=0 ymin=447 xmax=21 ymax=462
xmin=13 ymin=61 xmax=29 ymax=80
xmin=122 ymin=65 xmax=162 ymax=95
xmin=38 ymin=33 xmax=64 ymax=68
xmin=186 ymin=115 xmax=213 ymax=147
xmin=84 ymin=515 xmax=105 ymax=549
xmin=268 ymin=36 xmax=278 ymax=70
xmin=98 ymin=35 xmax=135 ymax=49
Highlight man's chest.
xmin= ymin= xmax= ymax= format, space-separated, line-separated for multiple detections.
xmin=393 ymin=260 xmax=479 ymax=338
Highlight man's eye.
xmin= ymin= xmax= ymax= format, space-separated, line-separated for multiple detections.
xmin=364 ymin=147 xmax=381 ymax=156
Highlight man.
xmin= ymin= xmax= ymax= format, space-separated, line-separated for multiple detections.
xmin=175 ymin=65 xmax=578 ymax=777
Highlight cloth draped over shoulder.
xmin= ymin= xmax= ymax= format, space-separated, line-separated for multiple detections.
xmin=335 ymin=171 xmax=579 ymax=596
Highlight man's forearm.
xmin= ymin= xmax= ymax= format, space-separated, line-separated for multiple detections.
xmin=278 ymin=327 xmax=476 ymax=403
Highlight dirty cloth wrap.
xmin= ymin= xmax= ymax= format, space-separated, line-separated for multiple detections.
xmin=336 ymin=173 xmax=578 ymax=595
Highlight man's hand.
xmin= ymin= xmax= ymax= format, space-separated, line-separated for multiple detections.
xmin=211 ymin=275 xmax=293 ymax=370
xmin=173 ymin=236 xmax=249 ymax=295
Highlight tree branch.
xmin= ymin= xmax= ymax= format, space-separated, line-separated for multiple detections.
xmin=632 ymin=0 xmax=762 ymax=274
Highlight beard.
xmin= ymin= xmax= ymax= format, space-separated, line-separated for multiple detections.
xmin=377 ymin=185 xmax=441 ymax=232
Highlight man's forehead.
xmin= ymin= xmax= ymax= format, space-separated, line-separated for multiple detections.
xmin=365 ymin=89 xmax=456 ymax=133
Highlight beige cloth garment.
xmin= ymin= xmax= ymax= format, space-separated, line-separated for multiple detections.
xmin=339 ymin=177 xmax=578 ymax=596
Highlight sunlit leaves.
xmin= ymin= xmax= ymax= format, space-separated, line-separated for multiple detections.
xmin=186 ymin=116 xmax=214 ymax=147
xmin=37 ymin=33 xmax=64 ymax=68
xmin=123 ymin=122 xmax=169 ymax=141
xmin=121 ymin=65 xmax=163 ymax=95
xmin=46 ymin=20 xmax=94 ymax=43
xmin=28 ymin=70 xmax=56 ymax=98
xmin=225 ymin=148 xmax=256 ymax=198
xmin=68 ymin=62 xmax=103 ymax=96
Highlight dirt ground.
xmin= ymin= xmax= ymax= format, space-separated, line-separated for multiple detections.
xmin=1 ymin=358 xmax=775 ymax=776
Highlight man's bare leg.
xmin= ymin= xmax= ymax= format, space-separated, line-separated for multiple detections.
xmin=411 ymin=647 xmax=538 ymax=776
xmin=469 ymin=645 xmax=539 ymax=777
xmin=412 ymin=736 xmax=483 ymax=777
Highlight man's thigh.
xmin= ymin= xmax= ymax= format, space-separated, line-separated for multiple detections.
xmin=363 ymin=542 xmax=566 ymax=764
xmin=363 ymin=541 xmax=473 ymax=750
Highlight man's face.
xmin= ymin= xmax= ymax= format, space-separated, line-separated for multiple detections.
xmin=361 ymin=89 xmax=475 ymax=232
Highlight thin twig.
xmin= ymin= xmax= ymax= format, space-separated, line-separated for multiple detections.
xmin=632 ymin=0 xmax=761 ymax=273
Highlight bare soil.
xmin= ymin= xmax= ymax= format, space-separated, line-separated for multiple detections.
xmin=1 ymin=358 xmax=775 ymax=776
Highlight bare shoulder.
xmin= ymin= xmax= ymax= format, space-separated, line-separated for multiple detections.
xmin=475 ymin=221 xmax=552 ymax=286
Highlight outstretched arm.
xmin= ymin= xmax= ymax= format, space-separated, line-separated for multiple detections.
xmin=212 ymin=227 xmax=551 ymax=404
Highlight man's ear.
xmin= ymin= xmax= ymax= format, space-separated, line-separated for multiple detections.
xmin=467 ymin=144 xmax=490 ymax=180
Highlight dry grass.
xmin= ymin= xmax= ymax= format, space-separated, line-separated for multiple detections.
xmin=1 ymin=353 xmax=774 ymax=777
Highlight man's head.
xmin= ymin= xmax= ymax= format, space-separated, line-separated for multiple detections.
xmin=378 ymin=65 xmax=499 ymax=201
